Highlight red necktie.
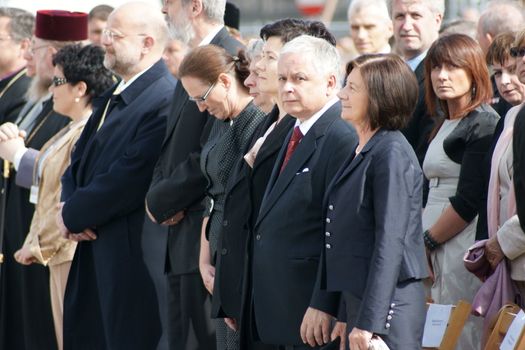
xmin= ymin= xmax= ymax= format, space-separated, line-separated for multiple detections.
xmin=280 ymin=126 xmax=303 ymax=173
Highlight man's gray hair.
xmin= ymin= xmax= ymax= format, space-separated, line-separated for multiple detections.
xmin=0 ymin=7 xmax=34 ymax=43
xmin=479 ymin=0 xmax=524 ymax=37
xmin=348 ymin=0 xmax=390 ymax=22
xmin=386 ymin=0 xmax=445 ymax=18
xmin=182 ymin=0 xmax=225 ymax=24
xmin=280 ymin=34 xmax=342 ymax=87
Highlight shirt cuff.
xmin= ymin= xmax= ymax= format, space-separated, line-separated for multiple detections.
xmin=13 ymin=147 xmax=28 ymax=171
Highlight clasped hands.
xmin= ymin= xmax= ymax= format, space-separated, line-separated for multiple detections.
xmin=0 ymin=122 xmax=26 ymax=162
xmin=56 ymin=202 xmax=97 ymax=242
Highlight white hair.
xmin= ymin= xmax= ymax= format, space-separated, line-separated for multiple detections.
xmin=280 ymin=34 xmax=342 ymax=87
xmin=386 ymin=0 xmax=445 ymax=18
xmin=348 ymin=0 xmax=390 ymax=22
xmin=479 ymin=1 xmax=524 ymax=37
xmin=182 ymin=0 xmax=225 ymax=24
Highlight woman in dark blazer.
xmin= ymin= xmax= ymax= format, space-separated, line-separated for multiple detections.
xmin=322 ymin=54 xmax=428 ymax=350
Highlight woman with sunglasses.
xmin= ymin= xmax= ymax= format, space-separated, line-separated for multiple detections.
xmin=0 ymin=44 xmax=113 ymax=350
xmin=178 ymin=44 xmax=266 ymax=350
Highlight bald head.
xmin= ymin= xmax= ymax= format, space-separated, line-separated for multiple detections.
xmin=110 ymin=2 xmax=169 ymax=52
xmin=104 ymin=2 xmax=169 ymax=79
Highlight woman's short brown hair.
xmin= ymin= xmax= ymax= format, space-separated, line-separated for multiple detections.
xmin=424 ymin=34 xmax=492 ymax=118
xmin=346 ymin=53 xmax=418 ymax=130
xmin=486 ymin=32 xmax=516 ymax=67
xmin=178 ymin=44 xmax=250 ymax=87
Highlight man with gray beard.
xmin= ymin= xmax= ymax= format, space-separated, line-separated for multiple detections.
xmin=56 ymin=3 xmax=176 ymax=349
xmin=145 ymin=0 xmax=242 ymax=349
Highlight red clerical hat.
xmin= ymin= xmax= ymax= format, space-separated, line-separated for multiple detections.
xmin=35 ymin=10 xmax=88 ymax=41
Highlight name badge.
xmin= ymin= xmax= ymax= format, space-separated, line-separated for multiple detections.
xmin=29 ymin=185 xmax=39 ymax=204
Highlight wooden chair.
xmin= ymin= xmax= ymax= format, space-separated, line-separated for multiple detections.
xmin=422 ymin=300 xmax=471 ymax=350
xmin=484 ymin=303 xmax=525 ymax=350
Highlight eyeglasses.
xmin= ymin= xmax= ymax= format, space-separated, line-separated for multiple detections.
xmin=510 ymin=47 xmax=525 ymax=58
xmin=29 ymin=44 xmax=49 ymax=56
xmin=189 ymin=83 xmax=216 ymax=103
xmin=101 ymin=28 xmax=147 ymax=43
xmin=52 ymin=76 xmax=68 ymax=87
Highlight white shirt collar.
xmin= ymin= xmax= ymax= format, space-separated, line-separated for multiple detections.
xmin=199 ymin=26 xmax=224 ymax=46
xmin=406 ymin=51 xmax=427 ymax=72
xmin=294 ymin=97 xmax=339 ymax=136
xmin=114 ymin=63 xmax=155 ymax=94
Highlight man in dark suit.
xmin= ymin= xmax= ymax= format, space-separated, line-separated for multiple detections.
xmin=56 ymin=3 xmax=176 ymax=349
xmin=390 ymin=0 xmax=443 ymax=165
xmin=0 ymin=8 xmax=33 ymax=124
xmin=0 ymin=10 xmax=85 ymax=350
xmin=249 ymin=35 xmax=357 ymax=349
xmin=145 ymin=1 xmax=242 ymax=349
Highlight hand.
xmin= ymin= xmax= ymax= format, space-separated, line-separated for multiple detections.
xmin=161 ymin=210 xmax=185 ymax=226
xmin=14 ymin=244 xmax=36 ymax=265
xmin=300 ymin=307 xmax=332 ymax=347
xmin=224 ymin=317 xmax=238 ymax=331
xmin=330 ymin=321 xmax=347 ymax=350
xmin=0 ymin=135 xmax=25 ymax=162
xmin=426 ymin=248 xmax=435 ymax=283
xmin=68 ymin=228 xmax=97 ymax=242
xmin=199 ymin=262 xmax=215 ymax=295
xmin=348 ymin=327 xmax=373 ymax=350
xmin=56 ymin=202 xmax=71 ymax=239
xmin=486 ymin=235 xmax=505 ymax=269
xmin=0 ymin=122 xmax=22 ymax=141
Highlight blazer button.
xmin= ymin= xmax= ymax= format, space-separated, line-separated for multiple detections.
xmin=256 ymin=234 xmax=261 ymax=241
xmin=221 ymin=248 xmax=228 ymax=255
xmin=390 ymin=303 xmax=396 ymax=308
xmin=385 ymin=323 xmax=391 ymax=329
xmin=325 ymin=232 xmax=331 ymax=237
xmin=325 ymin=243 xmax=331 ymax=249
xmin=387 ymin=315 xmax=392 ymax=320
xmin=388 ymin=310 xmax=394 ymax=315
xmin=223 ymin=220 xmax=228 ymax=227
xmin=326 ymin=218 xmax=331 ymax=223
xmin=328 ymin=204 xmax=334 ymax=210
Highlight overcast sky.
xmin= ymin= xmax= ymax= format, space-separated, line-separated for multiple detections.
xmin=0 ymin=0 xmax=161 ymax=14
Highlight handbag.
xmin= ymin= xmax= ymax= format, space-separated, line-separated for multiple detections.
xmin=463 ymin=239 xmax=492 ymax=281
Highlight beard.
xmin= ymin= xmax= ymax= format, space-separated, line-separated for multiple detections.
xmin=104 ymin=47 xmax=141 ymax=78
xmin=167 ymin=13 xmax=195 ymax=45
xmin=25 ymin=76 xmax=51 ymax=102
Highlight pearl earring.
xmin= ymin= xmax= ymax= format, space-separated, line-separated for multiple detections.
xmin=74 ymin=97 xmax=80 ymax=103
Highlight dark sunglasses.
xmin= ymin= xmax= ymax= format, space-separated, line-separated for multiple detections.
xmin=510 ymin=47 xmax=525 ymax=58
xmin=52 ymin=76 xmax=68 ymax=87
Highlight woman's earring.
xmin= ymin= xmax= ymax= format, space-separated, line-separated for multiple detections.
xmin=74 ymin=97 xmax=80 ymax=103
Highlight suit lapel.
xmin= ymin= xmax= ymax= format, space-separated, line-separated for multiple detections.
xmin=162 ymin=84 xmax=188 ymax=147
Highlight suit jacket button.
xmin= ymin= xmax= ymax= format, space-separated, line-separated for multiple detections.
xmin=387 ymin=315 xmax=392 ymax=320
xmin=390 ymin=303 xmax=396 ymax=308
xmin=325 ymin=232 xmax=331 ymax=237
xmin=221 ymin=248 xmax=228 ymax=255
xmin=325 ymin=243 xmax=331 ymax=249
xmin=326 ymin=218 xmax=331 ymax=223
xmin=385 ymin=323 xmax=390 ymax=329
xmin=223 ymin=220 xmax=228 ymax=227
xmin=256 ymin=234 xmax=261 ymax=241
xmin=388 ymin=310 xmax=394 ymax=315
xmin=328 ymin=205 xmax=334 ymax=210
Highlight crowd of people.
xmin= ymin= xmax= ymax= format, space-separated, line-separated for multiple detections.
xmin=0 ymin=0 xmax=525 ymax=350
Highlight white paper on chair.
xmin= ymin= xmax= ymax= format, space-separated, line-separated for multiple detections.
xmin=500 ymin=309 xmax=525 ymax=350
xmin=422 ymin=304 xmax=453 ymax=347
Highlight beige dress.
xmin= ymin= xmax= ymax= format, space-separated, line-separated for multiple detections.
xmin=20 ymin=118 xmax=87 ymax=350
xmin=422 ymin=118 xmax=482 ymax=350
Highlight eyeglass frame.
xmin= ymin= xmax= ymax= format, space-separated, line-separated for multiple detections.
xmin=29 ymin=44 xmax=50 ymax=56
xmin=52 ymin=76 xmax=68 ymax=87
xmin=101 ymin=28 xmax=147 ymax=42
xmin=189 ymin=82 xmax=216 ymax=103
xmin=510 ymin=46 xmax=525 ymax=58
